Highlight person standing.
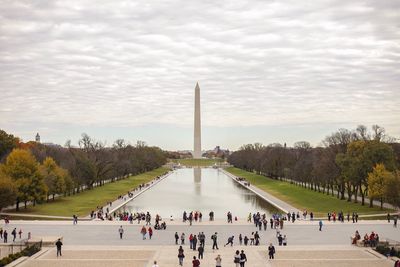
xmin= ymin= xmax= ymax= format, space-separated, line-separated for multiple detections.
xmin=283 ymin=235 xmax=287 ymax=246
xmin=3 ymin=230 xmax=8 ymax=243
xmin=239 ymin=234 xmax=243 ymax=245
xmin=118 ymin=226 xmax=124 ymax=239
xmin=319 ymin=220 xmax=323 ymax=231
xmin=175 ymin=232 xmax=179 ymax=244
xmin=178 ymin=246 xmax=185 ymax=266
xmin=212 ymin=232 xmax=219 ymax=250
xmin=148 ymin=227 xmax=153 ymax=239
xmin=192 ymin=235 xmax=198 ymax=251
xmin=387 ymin=213 xmax=391 ymax=223
xmin=215 ymin=254 xmax=222 ymax=267
xmin=394 ymin=216 xmax=398 ymax=228
xmin=181 ymin=233 xmax=185 ymax=245
xmin=198 ymin=245 xmax=204 ymax=259
xmin=268 ymin=243 xmax=275 ymax=259
xmin=240 ymin=250 xmax=247 ymax=267
xmin=277 ymin=234 xmax=283 ymax=246
xmin=192 ymin=256 xmax=200 ymax=267
xmin=234 ymin=250 xmax=241 ymax=267
xmin=152 ymin=260 xmax=159 ymax=267
xmin=18 ymin=229 xmax=22 ymax=239
xmin=56 ymin=238 xmax=63 ymax=257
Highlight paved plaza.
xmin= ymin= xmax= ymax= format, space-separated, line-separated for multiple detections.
xmin=1 ymin=219 xmax=399 ymax=266
xmin=17 ymin=244 xmax=395 ymax=267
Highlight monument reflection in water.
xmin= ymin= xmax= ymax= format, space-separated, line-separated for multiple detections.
xmin=119 ymin=168 xmax=280 ymax=219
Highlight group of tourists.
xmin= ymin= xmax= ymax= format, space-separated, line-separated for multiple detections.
xmin=0 ymin=227 xmax=26 ymax=243
xmin=183 ymin=211 xmax=203 ymax=225
xmin=177 ymin=245 xmax=251 ymax=267
xmin=327 ymin=211 xmax=358 ymax=223
xmin=351 ymin=230 xmax=380 ymax=247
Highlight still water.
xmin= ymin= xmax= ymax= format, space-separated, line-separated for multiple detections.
xmin=119 ymin=168 xmax=280 ymax=219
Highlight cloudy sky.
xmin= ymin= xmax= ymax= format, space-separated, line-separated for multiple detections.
xmin=1 ymin=0 xmax=399 ymax=151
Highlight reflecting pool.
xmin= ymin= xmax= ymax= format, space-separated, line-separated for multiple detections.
xmin=118 ymin=168 xmax=280 ymax=219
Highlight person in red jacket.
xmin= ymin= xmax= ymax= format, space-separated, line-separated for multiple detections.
xmin=148 ymin=227 xmax=153 ymax=239
xmin=192 ymin=256 xmax=200 ymax=267
xmin=140 ymin=226 xmax=147 ymax=240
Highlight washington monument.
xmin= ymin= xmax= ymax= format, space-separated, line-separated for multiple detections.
xmin=193 ymin=82 xmax=202 ymax=158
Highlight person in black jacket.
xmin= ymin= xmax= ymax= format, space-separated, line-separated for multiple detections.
xmin=239 ymin=250 xmax=247 ymax=267
xmin=268 ymin=243 xmax=275 ymax=259
xmin=56 ymin=238 xmax=63 ymax=257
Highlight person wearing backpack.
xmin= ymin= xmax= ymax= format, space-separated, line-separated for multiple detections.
xmin=234 ymin=250 xmax=241 ymax=266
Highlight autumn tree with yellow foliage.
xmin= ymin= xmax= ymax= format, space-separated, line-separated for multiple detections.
xmin=367 ymin=163 xmax=399 ymax=209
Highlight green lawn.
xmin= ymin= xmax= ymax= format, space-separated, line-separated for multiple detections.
xmin=11 ymin=167 xmax=169 ymax=217
xmin=226 ymin=167 xmax=393 ymax=217
xmin=170 ymin=158 xmax=225 ymax=167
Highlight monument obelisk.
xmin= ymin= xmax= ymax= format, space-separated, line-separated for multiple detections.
xmin=193 ymin=82 xmax=202 ymax=158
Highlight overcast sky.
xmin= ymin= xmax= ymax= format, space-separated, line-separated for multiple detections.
xmin=1 ymin=0 xmax=399 ymax=151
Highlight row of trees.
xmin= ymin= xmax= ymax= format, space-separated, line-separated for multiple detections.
xmin=228 ymin=125 xmax=400 ymax=209
xmin=0 ymin=131 xmax=167 ymax=211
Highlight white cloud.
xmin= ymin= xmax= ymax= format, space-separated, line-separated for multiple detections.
xmin=0 ymin=0 xmax=399 ymax=148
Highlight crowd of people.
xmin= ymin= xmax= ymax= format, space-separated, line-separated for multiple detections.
xmin=351 ymin=230 xmax=381 ymax=247
xmin=89 ymin=174 xmax=167 ymax=221
xmin=0 ymin=225 xmax=28 ymax=243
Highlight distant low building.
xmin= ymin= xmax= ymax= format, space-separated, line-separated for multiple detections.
xmin=203 ymin=146 xmax=230 ymax=159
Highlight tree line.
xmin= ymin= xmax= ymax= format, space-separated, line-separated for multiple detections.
xmin=0 ymin=130 xmax=167 ymax=211
xmin=228 ymin=125 xmax=400 ymax=209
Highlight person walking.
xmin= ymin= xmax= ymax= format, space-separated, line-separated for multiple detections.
xmin=152 ymin=260 xmax=159 ymax=267
xmin=178 ymin=246 xmax=185 ymax=266
xmin=319 ymin=220 xmax=323 ymax=231
xmin=11 ymin=228 xmax=17 ymax=242
xmin=268 ymin=243 xmax=275 ymax=259
xmin=215 ymin=254 xmax=222 ymax=267
xmin=387 ymin=213 xmax=391 ymax=223
xmin=18 ymin=229 xmax=22 ymax=239
xmin=141 ymin=226 xmax=147 ymax=240
xmin=148 ymin=227 xmax=153 ymax=239
xmin=56 ymin=238 xmax=63 ymax=257
xmin=234 ymin=250 xmax=241 ymax=267
xmin=212 ymin=232 xmax=219 ymax=250
xmin=239 ymin=234 xmax=243 ymax=245
xmin=118 ymin=226 xmax=124 ymax=239
xmin=240 ymin=250 xmax=247 ymax=267
xmin=192 ymin=256 xmax=200 ymax=267
xmin=198 ymin=245 xmax=204 ymax=259
xmin=394 ymin=216 xmax=398 ymax=228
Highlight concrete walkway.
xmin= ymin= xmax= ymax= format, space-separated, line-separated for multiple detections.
xmin=17 ymin=245 xmax=395 ymax=267
xmin=222 ymin=169 xmax=298 ymax=214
